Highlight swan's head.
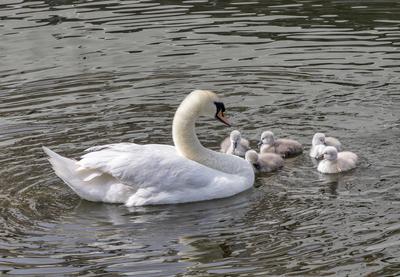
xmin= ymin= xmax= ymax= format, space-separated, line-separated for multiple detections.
xmin=258 ymin=131 xmax=275 ymax=146
xmin=312 ymin=133 xmax=326 ymax=146
xmin=181 ymin=90 xmax=230 ymax=126
xmin=322 ymin=146 xmax=338 ymax=161
xmin=230 ymin=130 xmax=242 ymax=150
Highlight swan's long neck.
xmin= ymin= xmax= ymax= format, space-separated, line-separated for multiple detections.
xmin=172 ymin=93 xmax=253 ymax=179
xmin=172 ymin=107 xmax=204 ymax=161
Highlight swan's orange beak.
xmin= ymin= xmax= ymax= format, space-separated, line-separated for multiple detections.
xmin=216 ymin=111 xmax=231 ymax=127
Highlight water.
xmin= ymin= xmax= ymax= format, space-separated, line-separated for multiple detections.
xmin=1 ymin=0 xmax=400 ymax=275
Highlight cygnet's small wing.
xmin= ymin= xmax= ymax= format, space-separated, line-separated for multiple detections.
xmin=258 ymin=153 xmax=284 ymax=172
xmin=275 ymin=139 xmax=303 ymax=158
xmin=220 ymin=136 xmax=231 ymax=153
xmin=337 ymin=151 xmax=358 ymax=171
xmin=325 ymin=136 xmax=342 ymax=151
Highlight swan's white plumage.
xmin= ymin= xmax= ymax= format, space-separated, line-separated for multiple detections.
xmin=43 ymin=90 xmax=254 ymax=206
xmin=43 ymin=146 xmax=135 ymax=203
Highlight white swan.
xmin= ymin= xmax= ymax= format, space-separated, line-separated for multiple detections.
xmin=317 ymin=146 xmax=358 ymax=173
xmin=258 ymin=131 xmax=303 ymax=158
xmin=245 ymin=150 xmax=284 ymax=173
xmin=310 ymin=133 xmax=342 ymax=159
xmin=220 ymin=130 xmax=250 ymax=157
xmin=43 ymin=90 xmax=255 ymax=206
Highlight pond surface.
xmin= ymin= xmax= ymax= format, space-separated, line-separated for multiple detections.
xmin=1 ymin=0 xmax=400 ymax=275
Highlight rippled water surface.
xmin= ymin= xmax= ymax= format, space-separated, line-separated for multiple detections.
xmin=1 ymin=0 xmax=400 ymax=275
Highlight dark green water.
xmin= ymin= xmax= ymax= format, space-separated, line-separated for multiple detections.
xmin=1 ymin=0 xmax=400 ymax=275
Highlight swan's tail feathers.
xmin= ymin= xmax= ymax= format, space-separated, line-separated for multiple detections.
xmin=43 ymin=146 xmax=77 ymax=176
xmin=42 ymin=146 xmax=86 ymax=195
xmin=42 ymin=146 xmax=131 ymax=204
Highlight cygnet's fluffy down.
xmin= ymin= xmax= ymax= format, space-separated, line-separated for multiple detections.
xmin=325 ymin=136 xmax=342 ymax=151
xmin=220 ymin=130 xmax=250 ymax=157
xmin=317 ymin=146 xmax=358 ymax=174
xmin=259 ymin=131 xmax=303 ymax=158
xmin=245 ymin=150 xmax=284 ymax=173
xmin=310 ymin=133 xmax=342 ymax=159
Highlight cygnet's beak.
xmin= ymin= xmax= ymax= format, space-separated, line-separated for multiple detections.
xmin=233 ymin=141 xmax=238 ymax=150
xmin=257 ymin=141 xmax=263 ymax=147
xmin=316 ymin=153 xmax=325 ymax=160
xmin=216 ymin=110 xmax=231 ymax=127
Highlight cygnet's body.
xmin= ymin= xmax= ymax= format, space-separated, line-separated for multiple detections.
xmin=310 ymin=133 xmax=342 ymax=159
xmin=220 ymin=130 xmax=250 ymax=157
xmin=317 ymin=146 xmax=358 ymax=174
xmin=245 ymin=150 xmax=284 ymax=173
xmin=259 ymin=131 xmax=303 ymax=158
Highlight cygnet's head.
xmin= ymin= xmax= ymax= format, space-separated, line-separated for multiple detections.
xmin=259 ymin=131 xmax=275 ymax=146
xmin=312 ymin=132 xmax=326 ymax=146
xmin=322 ymin=146 xmax=338 ymax=161
xmin=179 ymin=90 xmax=231 ymax=126
xmin=230 ymin=130 xmax=242 ymax=150
xmin=245 ymin=150 xmax=259 ymax=164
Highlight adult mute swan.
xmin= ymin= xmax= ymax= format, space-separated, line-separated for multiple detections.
xmin=317 ymin=146 xmax=357 ymax=173
xmin=220 ymin=130 xmax=251 ymax=157
xmin=43 ymin=90 xmax=255 ymax=206
xmin=258 ymin=131 xmax=303 ymax=158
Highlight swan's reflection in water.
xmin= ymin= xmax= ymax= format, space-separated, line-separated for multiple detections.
xmin=56 ymin=190 xmax=256 ymax=274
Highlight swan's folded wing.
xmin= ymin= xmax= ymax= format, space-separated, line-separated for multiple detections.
xmin=77 ymin=143 xmax=217 ymax=190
